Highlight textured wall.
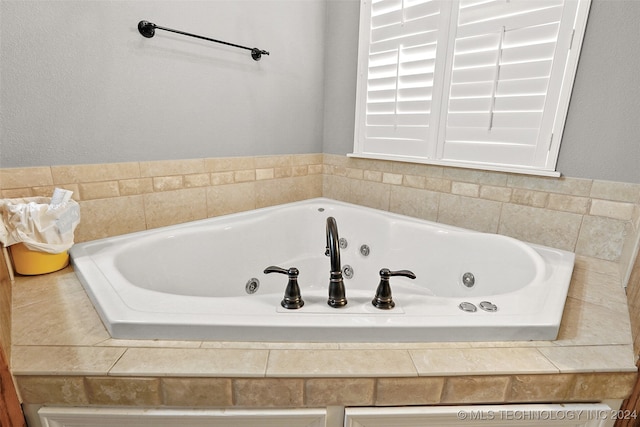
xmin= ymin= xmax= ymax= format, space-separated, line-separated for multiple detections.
xmin=556 ymin=0 xmax=640 ymax=183
xmin=321 ymin=0 xmax=359 ymax=156
xmin=0 ymin=0 xmax=326 ymax=167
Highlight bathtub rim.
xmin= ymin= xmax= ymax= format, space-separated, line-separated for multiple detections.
xmin=70 ymin=197 xmax=575 ymax=343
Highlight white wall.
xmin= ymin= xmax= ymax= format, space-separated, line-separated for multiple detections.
xmin=555 ymin=0 xmax=640 ymax=183
xmin=2 ymin=0 xmax=639 ymax=184
xmin=0 ymin=0 xmax=326 ymax=167
xmin=321 ymin=0 xmax=359 ymax=156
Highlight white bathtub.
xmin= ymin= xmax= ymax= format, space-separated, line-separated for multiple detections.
xmin=70 ymin=198 xmax=575 ymax=342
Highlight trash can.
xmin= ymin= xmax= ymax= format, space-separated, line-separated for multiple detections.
xmin=0 ymin=189 xmax=80 ymax=276
xmin=9 ymin=242 xmax=69 ymax=275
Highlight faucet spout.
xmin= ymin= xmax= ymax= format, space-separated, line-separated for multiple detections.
xmin=326 ymin=217 xmax=347 ymax=307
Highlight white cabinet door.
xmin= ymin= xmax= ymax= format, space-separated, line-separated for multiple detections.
xmin=345 ymin=403 xmax=616 ymax=427
xmin=39 ymin=407 xmax=327 ymax=427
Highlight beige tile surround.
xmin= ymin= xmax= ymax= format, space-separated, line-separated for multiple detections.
xmin=2 ymin=153 xmax=637 ymax=280
xmin=2 ymin=153 xmax=640 ymax=411
xmin=9 ymin=255 xmax=637 ymax=409
xmin=0 ymin=154 xmax=323 ymax=242
xmin=628 ymin=251 xmax=640 ymax=356
xmin=0 ymin=244 xmax=11 ymax=359
xmin=323 ymin=155 xmax=640 ymax=283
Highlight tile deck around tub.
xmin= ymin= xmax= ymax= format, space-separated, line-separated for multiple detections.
xmin=9 ymin=255 xmax=638 ymax=407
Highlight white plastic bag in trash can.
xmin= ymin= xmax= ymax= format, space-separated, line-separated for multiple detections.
xmin=0 ymin=196 xmax=81 ymax=254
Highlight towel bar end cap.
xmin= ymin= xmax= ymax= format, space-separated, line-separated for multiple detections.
xmin=138 ymin=20 xmax=156 ymax=38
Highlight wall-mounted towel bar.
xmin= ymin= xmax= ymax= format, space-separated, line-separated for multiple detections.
xmin=137 ymin=20 xmax=270 ymax=61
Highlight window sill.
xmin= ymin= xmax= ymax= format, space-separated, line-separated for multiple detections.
xmin=347 ymin=153 xmax=562 ymax=178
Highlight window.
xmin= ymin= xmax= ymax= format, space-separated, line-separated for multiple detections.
xmin=353 ymin=0 xmax=591 ymax=176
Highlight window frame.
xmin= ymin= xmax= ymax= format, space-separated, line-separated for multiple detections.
xmin=351 ymin=0 xmax=592 ymax=177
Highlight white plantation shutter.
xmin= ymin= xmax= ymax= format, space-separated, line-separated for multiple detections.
xmin=353 ymin=0 xmax=591 ymax=176
xmin=439 ymin=0 xmax=579 ymax=170
xmin=355 ymin=0 xmax=450 ymax=157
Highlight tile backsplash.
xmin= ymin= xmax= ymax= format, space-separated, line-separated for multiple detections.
xmin=322 ymin=154 xmax=640 ymax=285
xmin=0 ymin=154 xmax=323 ymax=242
xmin=1 ymin=153 xmax=638 ymax=285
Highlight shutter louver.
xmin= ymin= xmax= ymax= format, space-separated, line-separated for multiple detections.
xmin=441 ymin=0 xmax=575 ymax=168
xmin=360 ymin=0 xmax=445 ymax=157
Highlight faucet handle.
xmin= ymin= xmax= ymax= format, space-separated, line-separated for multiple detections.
xmin=264 ymin=265 xmax=304 ymax=309
xmin=264 ymin=265 xmax=296 ymax=276
xmin=380 ymin=269 xmax=416 ymax=280
xmin=372 ymin=268 xmax=416 ymax=310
